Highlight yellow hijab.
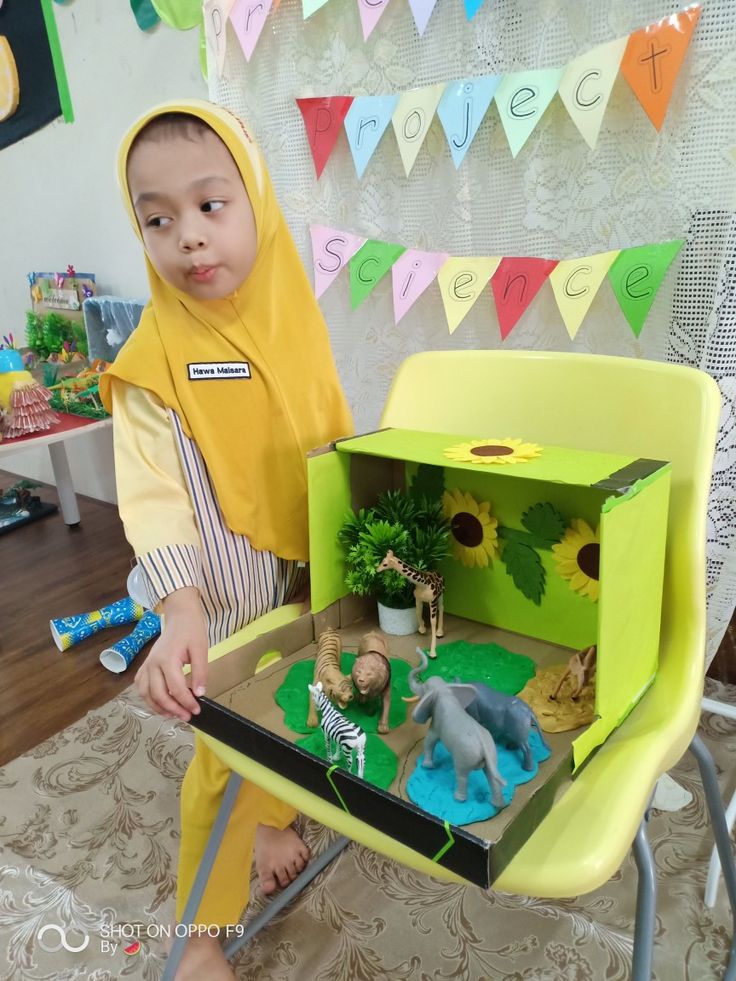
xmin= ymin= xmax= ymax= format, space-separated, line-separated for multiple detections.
xmin=100 ymin=100 xmax=353 ymax=561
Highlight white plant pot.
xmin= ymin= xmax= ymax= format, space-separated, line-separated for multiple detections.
xmin=377 ymin=601 xmax=416 ymax=636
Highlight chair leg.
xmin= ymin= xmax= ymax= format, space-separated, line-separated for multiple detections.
xmin=632 ymin=816 xmax=657 ymax=981
xmin=690 ymin=734 xmax=736 ymax=981
xmin=705 ymin=786 xmax=736 ymax=908
xmin=162 ymin=770 xmax=243 ymax=981
xmin=222 ymin=835 xmax=351 ymax=960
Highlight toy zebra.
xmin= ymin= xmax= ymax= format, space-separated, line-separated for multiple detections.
xmin=307 ymin=681 xmax=366 ymax=779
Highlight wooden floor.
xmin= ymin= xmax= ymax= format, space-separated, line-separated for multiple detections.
xmin=1 ymin=468 xmax=735 ymax=766
xmin=0 ymin=470 xmax=135 ymax=765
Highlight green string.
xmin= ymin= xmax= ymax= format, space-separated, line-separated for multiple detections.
xmin=326 ymin=765 xmax=351 ymax=814
xmin=40 ymin=0 xmax=74 ymax=123
xmin=431 ymin=820 xmax=455 ymax=863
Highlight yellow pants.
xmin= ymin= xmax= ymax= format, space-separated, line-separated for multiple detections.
xmin=176 ymin=735 xmax=297 ymax=926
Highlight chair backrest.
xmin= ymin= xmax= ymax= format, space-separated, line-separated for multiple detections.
xmin=381 ymin=351 xmax=721 ymax=731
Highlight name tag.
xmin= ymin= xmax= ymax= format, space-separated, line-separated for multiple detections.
xmin=187 ymin=361 xmax=251 ymax=380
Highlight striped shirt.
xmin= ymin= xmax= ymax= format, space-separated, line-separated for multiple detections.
xmin=137 ymin=409 xmax=304 ymax=647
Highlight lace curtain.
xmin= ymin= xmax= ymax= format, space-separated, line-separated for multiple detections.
xmin=209 ymin=0 xmax=736 ymax=663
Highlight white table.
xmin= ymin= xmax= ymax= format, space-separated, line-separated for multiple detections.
xmin=0 ymin=417 xmax=112 ymax=525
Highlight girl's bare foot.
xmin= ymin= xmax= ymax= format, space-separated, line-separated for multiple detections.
xmin=254 ymin=824 xmax=311 ymax=895
xmin=172 ymin=934 xmax=235 ymax=980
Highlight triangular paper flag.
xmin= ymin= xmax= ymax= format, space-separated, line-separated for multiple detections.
xmin=391 ymin=84 xmax=444 ymax=176
xmin=357 ymin=0 xmax=392 ymax=40
xmin=302 ymin=0 xmax=330 ymax=17
xmin=230 ymin=0 xmax=274 ymax=62
xmin=437 ymin=76 xmax=500 ymax=168
xmin=392 ymin=249 xmax=449 ymax=324
xmin=344 ymin=95 xmax=399 ymax=178
xmin=204 ymin=0 xmax=236 ymax=77
xmin=349 ymin=241 xmax=406 ymax=309
xmin=463 ymin=0 xmax=484 ymax=20
xmin=310 ymin=225 xmax=366 ymax=299
xmin=558 ymin=37 xmax=628 ymax=150
xmin=494 ymin=67 xmax=565 ymax=157
xmin=407 ymin=0 xmax=438 ymax=35
xmin=437 ymin=257 xmax=501 ymax=334
xmin=491 ymin=257 xmax=558 ymax=340
xmin=297 ymin=97 xmax=354 ymax=179
xmin=549 ymin=251 xmax=620 ymax=339
xmin=608 ymin=240 xmax=683 ymax=337
xmin=620 ymin=5 xmax=701 ymax=131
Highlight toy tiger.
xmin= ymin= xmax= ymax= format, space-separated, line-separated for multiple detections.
xmin=307 ymin=627 xmax=354 ymax=728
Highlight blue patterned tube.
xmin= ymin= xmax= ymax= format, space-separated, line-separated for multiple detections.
xmin=99 ymin=611 xmax=162 ymax=673
xmin=50 ymin=596 xmax=145 ymax=652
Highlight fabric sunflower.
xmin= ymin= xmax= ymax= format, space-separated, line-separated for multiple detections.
xmin=443 ymin=488 xmax=499 ymax=568
xmin=444 ymin=438 xmax=542 ymax=466
xmin=552 ymin=518 xmax=600 ymax=602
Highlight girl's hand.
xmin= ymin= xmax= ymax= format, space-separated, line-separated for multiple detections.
xmin=135 ymin=587 xmax=208 ymax=722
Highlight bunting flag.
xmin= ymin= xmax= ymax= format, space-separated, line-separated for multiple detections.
xmin=608 ymin=241 xmax=684 ymax=336
xmin=203 ymin=0 xmax=235 ymax=76
xmin=302 ymin=0 xmax=331 ymax=15
xmin=491 ymin=257 xmax=559 ymax=339
xmin=557 ymin=37 xmax=628 ymax=150
xmin=463 ymin=0 xmax=485 ymax=21
xmin=310 ymin=226 xmax=684 ymax=341
xmin=294 ymin=5 xmax=700 ymax=177
xmin=494 ymin=67 xmax=565 ymax=158
xmin=357 ymin=0 xmax=392 ymax=40
xmin=391 ymin=83 xmax=445 ymax=176
xmin=230 ymin=0 xmax=274 ymax=62
xmin=310 ymin=225 xmax=366 ymax=298
xmin=349 ymin=240 xmax=406 ymax=308
xmin=297 ymin=96 xmax=354 ymax=178
xmin=437 ymin=76 xmax=500 ymax=168
xmin=548 ymin=251 xmax=620 ymax=340
xmin=344 ymin=95 xmax=399 ymax=178
xmin=407 ymin=0 xmax=439 ymax=35
xmin=438 ymin=257 xmax=501 ymax=334
xmin=392 ymin=249 xmax=449 ymax=323
xmin=620 ymin=5 xmax=701 ymax=131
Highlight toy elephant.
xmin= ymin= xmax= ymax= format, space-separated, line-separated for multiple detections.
xmin=459 ymin=681 xmax=550 ymax=771
xmin=404 ymin=649 xmax=506 ymax=807
xmin=352 ymin=630 xmax=392 ymax=734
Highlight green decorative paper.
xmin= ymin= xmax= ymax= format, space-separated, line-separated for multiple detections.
xmin=276 ymin=654 xmax=411 ymax=735
xmin=409 ymin=463 xmax=445 ymax=502
xmin=499 ymin=539 xmax=545 ymax=605
xmin=609 ymin=241 xmax=684 ymax=337
xmin=296 ymin=731 xmax=397 ymax=790
xmin=349 ymin=241 xmax=406 ymax=309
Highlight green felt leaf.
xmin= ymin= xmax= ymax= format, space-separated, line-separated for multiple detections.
xmin=275 ymin=654 xmax=411 ymax=735
xmin=409 ymin=463 xmax=445 ymax=502
xmin=295 ymin=731 xmax=397 ymax=790
xmin=501 ymin=539 xmax=546 ymax=605
xmin=521 ymin=502 xmax=567 ymax=545
xmin=415 ymin=639 xmax=536 ymax=695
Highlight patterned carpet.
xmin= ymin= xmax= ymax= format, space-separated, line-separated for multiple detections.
xmin=1 ymin=681 xmax=735 ymax=981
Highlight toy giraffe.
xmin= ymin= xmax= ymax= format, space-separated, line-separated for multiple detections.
xmin=376 ymin=549 xmax=445 ymax=658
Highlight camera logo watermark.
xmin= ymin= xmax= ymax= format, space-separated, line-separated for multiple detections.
xmin=37 ymin=925 xmax=90 ymax=953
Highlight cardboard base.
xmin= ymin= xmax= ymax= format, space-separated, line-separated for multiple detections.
xmin=193 ymin=603 xmax=592 ymax=887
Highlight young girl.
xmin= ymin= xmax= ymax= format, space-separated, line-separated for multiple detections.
xmin=100 ymin=99 xmax=353 ymax=980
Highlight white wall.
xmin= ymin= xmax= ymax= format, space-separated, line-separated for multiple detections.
xmin=0 ymin=2 xmax=205 ymax=501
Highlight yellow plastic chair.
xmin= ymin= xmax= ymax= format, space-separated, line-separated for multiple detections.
xmin=167 ymin=350 xmax=735 ymax=981
xmin=379 ymin=349 xmax=733 ymax=980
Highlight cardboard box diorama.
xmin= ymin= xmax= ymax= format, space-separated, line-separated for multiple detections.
xmin=193 ymin=428 xmax=671 ymax=888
